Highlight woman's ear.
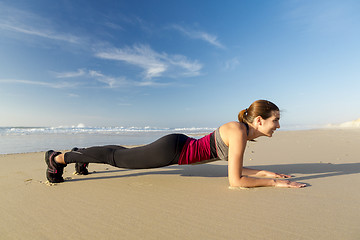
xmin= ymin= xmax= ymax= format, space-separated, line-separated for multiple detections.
xmin=254 ymin=116 xmax=263 ymax=126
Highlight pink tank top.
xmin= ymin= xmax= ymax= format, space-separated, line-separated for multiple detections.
xmin=178 ymin=132 xmax=213 ymax=165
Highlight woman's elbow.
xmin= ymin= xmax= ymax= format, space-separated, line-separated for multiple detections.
xmin=228 ymin=176 xmax=243 ymax=187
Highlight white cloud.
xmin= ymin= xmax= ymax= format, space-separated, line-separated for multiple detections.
xmin=224 ymin=57 xmax=240 ymax=70
xmin=89 ymin=70 xmax=128 ymax=88
xmin=54 ymin=69 xmax=86 ymax=78
xmin=135 ymin=80 xmax=171 ymax=87
xmin=95 ymin=44 xmax=202 ymax=79
xmin=104 ymin=21 xmax=124 ymax=31
xmin=88 ymin=70 xmax=171 ymax=88
xmin=0 ymin=5 xmax=80 ymax=44
xmin=52 ymin=69 xmax=129 ymax=88
xmin=0 ymin=72 xmax=128 ymax=89
xmin=95 ymin=45 xmax=166 ymax=79
xmin=51 ymin=68 xmax=170 ymax=88
xmin=0 ymin=23 xmax=80 ymax=44
xmin=171 ymin=25 xmax=225 ymax=49
xmin=0 ymin=79 xmax=76 ymax=89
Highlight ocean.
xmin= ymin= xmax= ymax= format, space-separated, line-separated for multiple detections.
xmin=0 ymin=126 xmax=215 ymax=154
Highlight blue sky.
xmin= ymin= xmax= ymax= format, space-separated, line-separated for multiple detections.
xmin=0 ymin=0 xmax=359 ymax=129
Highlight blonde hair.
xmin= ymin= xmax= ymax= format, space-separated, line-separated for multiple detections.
xmin=238 ymin=100 xmax=279 ymax=124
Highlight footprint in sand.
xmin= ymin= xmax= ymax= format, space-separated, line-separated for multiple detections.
xmin=24 ymin=179 xmax=33 ymax=185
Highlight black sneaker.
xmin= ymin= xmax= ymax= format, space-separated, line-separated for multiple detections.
xmin=71 ymin=147 xmax=89 ymax=175
xmin=45 ymin=150 xmax=67 ymax=183
xmin=75 ymin=162 xmax=89 ymax=175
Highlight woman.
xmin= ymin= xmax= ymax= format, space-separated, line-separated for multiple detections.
xmin=45 ymin=100 xmax=306 ymax=188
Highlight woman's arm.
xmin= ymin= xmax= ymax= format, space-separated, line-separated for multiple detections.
xmin=242 ymin=167 xmax=292 ymax=178
xmin=230 ymin=162 xmax=305 ymax=188
xmin=224 ymin=123 xmax=274 ymax=187
xmin=223 ymin=122 xmax=306 ymax=188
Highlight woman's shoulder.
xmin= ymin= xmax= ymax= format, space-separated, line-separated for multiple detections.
xmin=219 ymin=121 xmax=247 ymax=145
xmin=220 ymin=121 xmax=244 ymax=131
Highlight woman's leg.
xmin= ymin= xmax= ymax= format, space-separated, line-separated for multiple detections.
xmin=53 ymin=145 xmax=125 ymax=165
xmin=63 ymin=134 xmax=188 ymax=169
xmin=112 ymin=134 xmax=188 ymax=169
xmin=45 ymin=146 xmax=127 ymax=183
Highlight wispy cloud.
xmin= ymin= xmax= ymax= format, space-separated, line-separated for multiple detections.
xmin=0 ymin=79 xmax=76 ymax=89
xmin=135 ymin=80 xmax=171 ymax=87
xmin=0 ymin=70 xmax=130 ymax=89
xmin=89 ymin=70 xmax=172 ymax=87
xmin=171 ymin=25 xmax=225 ymax=49
xmin=67 ymin=93 xmax=80 ymax=98
xmin=95 ymin=44 xmax=202 ymax=79
xmin=0 ymin=4 xmax=80 ymax=44
xmin=95 ymin=45 xmax=166 ymax=79
xmin=52 ymin=68 xmax=130 ymax=88
xmin=224 ymin=57 xmax=240 ymax=70
xmin=0 ymin=23 xmax=80 ymax=44
xmin=53 ymin=69 xmax=86 ymax=78
xmin=104 ymin=21 xmax=124 ymax=31
xmin=89 ymin=70 xmax=128 ymax=88
xmin=51 ymin=68 xmax=171 ymax=88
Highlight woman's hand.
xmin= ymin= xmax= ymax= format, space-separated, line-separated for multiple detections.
xmin=274 ymin=179 xmax=306 ymax=188
xmin=273 ymin=172 xmax=292 ymax=178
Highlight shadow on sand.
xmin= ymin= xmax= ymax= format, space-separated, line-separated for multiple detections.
xmin=66 ymin=161 xmax=360 ymax=185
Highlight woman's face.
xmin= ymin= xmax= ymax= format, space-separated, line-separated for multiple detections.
xmin=260 ymin=111 xmax=280 ymax=137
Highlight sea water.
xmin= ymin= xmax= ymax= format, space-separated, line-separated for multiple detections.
xmin=0 ymin=126 xmax=214 ymax=154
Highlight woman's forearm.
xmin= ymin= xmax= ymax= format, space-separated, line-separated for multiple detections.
xmin=242 ymin=168 xmax=292 ymax=178
xmin=242 ymin=167 xmax=263 ymax=177
xmin=229 ymin=176 xmax=275 ymax=188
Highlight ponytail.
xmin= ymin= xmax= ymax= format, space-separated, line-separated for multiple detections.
xmin=238 ymin=108 xmax=249 ymax=123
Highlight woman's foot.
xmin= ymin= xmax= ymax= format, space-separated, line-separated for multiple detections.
xmin=45 ymin=150 xmax=67 ymax=183
xmin=71 ymin=147 xmax=89 ymax=175
xmin=75 ymin=163 xmax=89 ymax=175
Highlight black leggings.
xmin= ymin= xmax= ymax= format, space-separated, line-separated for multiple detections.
xmin=64 ymin=134 xmax=189 ymax=169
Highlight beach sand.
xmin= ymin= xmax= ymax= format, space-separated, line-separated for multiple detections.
xmin=0 ymin=130 xmax=359 ymax=239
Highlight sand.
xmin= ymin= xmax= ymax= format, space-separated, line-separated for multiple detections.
xmin=0 ymin=129 xmax=359 ymax=239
